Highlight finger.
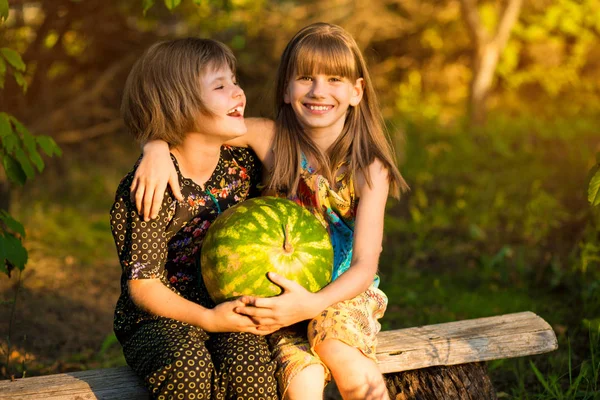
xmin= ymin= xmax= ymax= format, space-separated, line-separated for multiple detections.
xmin=130 ymin=177 xmax=139 ymax=195
xmin=235 ymin=305 xmax=275 ymax=318
xmin=149 ymin=187 xmax=164 ymax=220
xmin=239 ymin=297 xmax=275 ymax=310
xmin=256 ymin=325 xmax=282 ymax=334
xmin=142 ymin=183 xmax=155 ymax=221
xmin=267 ymin=272 xmax=301 ymax=292
xmin=134 ymin=183 xmax=146 ymax=217
xmin=238 ymin=296 xmax=257 ymax=306
xmin=169 ymin=172 xmax=184 ymax=202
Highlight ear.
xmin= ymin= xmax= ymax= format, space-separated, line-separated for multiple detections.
xmin=284 ymin=84 xmax=291 ymax=104
xmin=349 ymin=77 xmax=364 ymax=107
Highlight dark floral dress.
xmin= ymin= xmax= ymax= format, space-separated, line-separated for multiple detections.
xmin=110 ymin=145 xmax=278 ymax=400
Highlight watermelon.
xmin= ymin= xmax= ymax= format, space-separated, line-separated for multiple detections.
xmin=201 ymin=196 xmax=333 ymax=303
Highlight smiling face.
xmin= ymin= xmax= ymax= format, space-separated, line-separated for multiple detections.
xmin=195 ymin=65 xmax=247 ymax=141
xmin=284 ymin=72 xmax=363 ymax=138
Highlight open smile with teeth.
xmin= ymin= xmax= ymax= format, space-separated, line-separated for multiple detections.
xmin=305 ymin=104 xmax=333 ymax=111
xmin=226 ymin=105 xmax=244 ymax=117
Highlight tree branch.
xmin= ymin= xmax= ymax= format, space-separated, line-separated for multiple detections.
xmin=492 ymin=0 xmax=523 ymax=50
xmin=55 ymin=118 xmax=123 ymax=144
xmin=459 ymin=0 xmax=488 ymax=46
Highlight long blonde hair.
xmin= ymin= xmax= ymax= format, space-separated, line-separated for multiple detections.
xmin=269 ymin=23 xmax=408 ymax=198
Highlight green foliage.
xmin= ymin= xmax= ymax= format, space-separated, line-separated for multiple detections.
xmin=0 ymin=5 xmax=62 ymax=278
xmin=0 ymin=0 xmax=8 ymax=22
xmin=589 ymin=156 xmax=600 ymax=207
xmin=142 ymin=0 xmax=232 ymax=12
xmin=529 ymin=331 xmax=600 ymax=399
xmin=382 ymin=113 xmax=600 ymax=397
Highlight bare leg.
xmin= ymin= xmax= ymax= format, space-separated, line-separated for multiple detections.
xmin=284 ymin=364 xmax=326 ymax=400
xmin=315 ymin=339 xmax=389 ymax=400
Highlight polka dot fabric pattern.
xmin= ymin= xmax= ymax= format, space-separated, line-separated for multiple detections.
xmin=110 ymin=146 xmax=278 ymax=399
xmin=124 ymin=321 xmax=277 ymax=400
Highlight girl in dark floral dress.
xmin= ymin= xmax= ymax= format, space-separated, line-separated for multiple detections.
xmin=110 ymin=38 xmax=278 ymax=400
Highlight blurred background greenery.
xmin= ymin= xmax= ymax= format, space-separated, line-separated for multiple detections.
xmin=1 ymin=0 xmax=599 ymax=398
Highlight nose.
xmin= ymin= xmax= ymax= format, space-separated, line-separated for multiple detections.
xmin=309 ymin=78 xmax=325 ymax=98
xmin=232 ymin=84 xmax=244 ymax=99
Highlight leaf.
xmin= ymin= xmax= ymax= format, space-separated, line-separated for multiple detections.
xmin=164 ymin=0 xmax=182 ymax=10
xmin=142 ymin=0 xmax=154 ymax=15
xmin=99 ymin=332 xmax=119 ymax=355
xmin=1 ymin=129 xmax=18 ymax=152
xmin=0 ymin=233 xmax=6 ymax=263
xmin=0 ymin=48 xmax=26 ymax=72
xmin=0 ymin=211 xmax=26 ymax=237
xmin=14 ymin=148 xmax=35 ymax=179
xmin=18 ymin=128 xmax=43 ymax=172
xmin=2 ymin=154 xmax=26 ymax=186
xmin=3 ymin=232 xmax=28 ymax=271
xmin=36 ymin=135 xmax=62 ymax=157
xmin=13 ymin=71 xmax=27 ymax=93
xmin=0 ymin=113 xmax=11 ymax=140
xmin=588 ymin=165 xmax=600 ymax=207
xmin=0 ymin=0 xmax=8 ymax=22
xmin=530 ymin=361 xmax=555 ymax=396
xmin=0 ymin=57 xmax=6 ymax=89
xmin=9 ymin=115 xmax=31 ymax=136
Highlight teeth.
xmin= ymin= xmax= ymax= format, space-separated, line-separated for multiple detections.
xmin=227 ymin=106 xmax=241 ymax=114
xmin=308 ymin=105 xmax=330 ymax=111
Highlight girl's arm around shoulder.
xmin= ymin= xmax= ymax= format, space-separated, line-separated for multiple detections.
xmin=133 ymin=141 xmax=182 ymax=221
xmin=226 ymin=118 xmax=274 ymax=168
xmin=133 ymin=118 xmax=274 ymax=220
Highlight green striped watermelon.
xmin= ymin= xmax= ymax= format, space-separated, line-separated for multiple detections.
xmin=201 ymin=196 xmax=333 ymax=303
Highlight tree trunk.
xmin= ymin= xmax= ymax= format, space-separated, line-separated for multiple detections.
xmin=459 ymin=0 xmax=523 ymax=127
xmin=469 ymin=44 xmax=499 ymax=126
xmin=324 ymin=363 xmax=497 ymax=400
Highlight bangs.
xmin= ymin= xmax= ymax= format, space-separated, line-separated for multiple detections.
xmin=203 ymin=43 xmax=237 ymax=75
xmin=291 ymin=35 xmax=357 ymax=79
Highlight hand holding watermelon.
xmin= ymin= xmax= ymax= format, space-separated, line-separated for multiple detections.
xmin=202 ymin=298 xmax=280 ymax=335
xmin=235 ymin=271 xmax=326 ymax=328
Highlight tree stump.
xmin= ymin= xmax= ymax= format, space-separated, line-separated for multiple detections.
xmin=324 ymin=362 xmax=496 ymax=400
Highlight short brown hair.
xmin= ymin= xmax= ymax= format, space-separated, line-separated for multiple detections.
xmin=121 ymin=38 xmax=237 ymax=146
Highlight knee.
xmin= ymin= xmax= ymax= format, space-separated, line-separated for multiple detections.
xmin=151 ymin=343 xmax=214 ymax=397
xmin=217 ymin=334 xmax=278 ymax=399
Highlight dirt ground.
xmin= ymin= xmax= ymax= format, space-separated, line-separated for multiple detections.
xmin=0 ymin=249 xmax=122 ymax=378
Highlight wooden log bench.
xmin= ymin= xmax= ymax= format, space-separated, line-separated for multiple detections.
xmin=0 ymin=311 xmax=558 ymax=400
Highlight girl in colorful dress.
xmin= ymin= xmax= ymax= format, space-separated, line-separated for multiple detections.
xmin=111 ymin=37 xmax=279 ymax=400
xmin=135 ymin=23 xmax=408 ymax=400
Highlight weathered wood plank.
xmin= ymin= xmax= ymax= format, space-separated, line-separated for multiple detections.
xmin=0 ymin=366 xmax=147 ymax=400
xmin=375 ymin=311 xmax=558 ymax=374
xmin=0 ymin=311 xmax=557 ymax=399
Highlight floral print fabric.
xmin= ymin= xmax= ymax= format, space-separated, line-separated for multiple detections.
xmin=110 ymin=145 xmax=262 ymax=343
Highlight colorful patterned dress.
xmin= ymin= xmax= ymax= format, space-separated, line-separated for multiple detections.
xmin=110 ymin=146 xmax=278 ymax=400
xmin=268 ymin=154 xmax=388 ymax=396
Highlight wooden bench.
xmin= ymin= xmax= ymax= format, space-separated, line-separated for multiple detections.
xmin=0 ymin=311 xmax=557 ymax=399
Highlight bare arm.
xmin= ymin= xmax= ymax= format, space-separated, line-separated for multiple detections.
xmin=237 ymin=159 xmax=390 ymax=327
xmin=128 ymin=279 xmax=278 ymax=335
xmin=226 ymin=118 xmax=275 ymax=167
xmin=133 ymin=118 xmax=275 ymax=220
